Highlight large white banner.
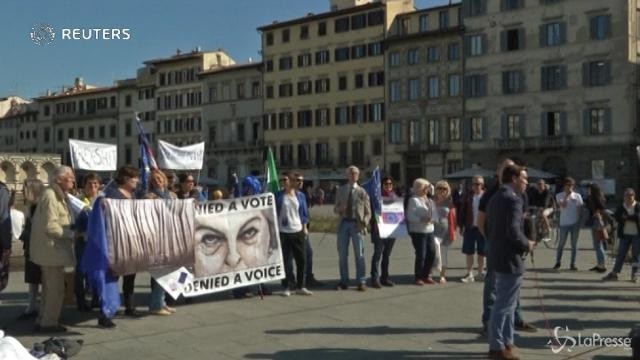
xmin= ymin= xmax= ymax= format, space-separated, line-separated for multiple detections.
xmin=184 ymin=193 xmax=284 ymax=297
xmin=100 ymin=194 xmax=284 ymax=297
xmin=157 ymin=140 xmax=205 ymax=170
xmin=377 ymin=200 xmax=408 ymax=239
xmin=68 ymin=139 xmax=117 ymax=171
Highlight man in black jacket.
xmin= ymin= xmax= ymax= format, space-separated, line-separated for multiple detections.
xmin=486 ymin=165 xmax=534 ymax=360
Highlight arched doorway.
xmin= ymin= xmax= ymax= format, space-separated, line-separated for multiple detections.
xmin=0 ymin=161 xmax=17 ymax=184
xmin=40 ymin=162 xmax=56 ymax=184
xmin=20 ymin=161 xmax=38 ymax=182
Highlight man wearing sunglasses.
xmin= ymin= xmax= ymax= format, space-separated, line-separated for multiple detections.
xmin=458 ymin=175 xmax=486 ymax=283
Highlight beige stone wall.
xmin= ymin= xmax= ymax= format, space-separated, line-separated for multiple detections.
xmin=261 ymin=2 xmax=413 ymax=180
xmin=201 ymin=65 xmax=263 ymax=184
xmin=461 ymin=0 xmax=637 ymax=191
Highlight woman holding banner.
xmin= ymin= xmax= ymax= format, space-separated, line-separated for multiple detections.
xmin=100 ymin=165 xmax=140 ymax=327
xmin=144 ymin=169 xmax=177 ymax=316
xmin=370 ymin=176 xmax=399 ymax=288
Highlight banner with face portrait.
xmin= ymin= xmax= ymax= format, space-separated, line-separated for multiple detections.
xmin=377 ymin=200 xmax=408 ymax=239
xmin=182 ymin=193 xmax=284 ymax=297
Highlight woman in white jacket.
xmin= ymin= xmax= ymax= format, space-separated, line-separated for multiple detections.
xmin=406 ymin=178 xmax=437 ymax=285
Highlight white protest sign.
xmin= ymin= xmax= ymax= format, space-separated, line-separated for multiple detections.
xmin=151 ymin=267 xmax=194 ymax=300
xmin=68 ymin=139 xmax=117 ymax=171
xmin=377 ymin=200 xmax=408 ymax=239
xmin=157 ymin=140 xmax=205 ymax=170
xmin=183 ymin=193 xmax=285 ymax=297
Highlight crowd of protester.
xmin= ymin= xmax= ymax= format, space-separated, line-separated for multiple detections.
xmin=1 ymin=160 xmax=638 ymax=360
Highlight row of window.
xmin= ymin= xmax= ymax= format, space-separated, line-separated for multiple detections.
xmin=156 ymin=91 xmax=202 ymax=111
xmin=158 ymin=67 xmax=202 ymax=87
xmin=208 ymin=81 xmax=261 ymax=102
xmin=465 ymin=0 xmax=569 ymax=17
xmin=43 ymin=123 xmax=120 ymax=144
xmin=265 ymin=72 xmax=384 ymax=98
xmin=463 ymin=61 xmax=612 ymax=99
xmin=397 ymin=9 xmax=459 ymax=36
xmin=207 ymin=120 xmax=261 ymax=145
xmin=138 ymin=88 xmax=155 ymax=100
xmin=263 ymin=103 xmax=385 ymax=131
xmin=388 ymin=42 xmax=460 ymax=66
xmin=46 ymin=95 xmax=124 ymax=117
xmin=156 ymin=117 xmax=203 ymax=134
xmin=465 ymin=14 xmax=611 ymax=57
xmin=274 ymin=139 xmax=383 ymax=167
xmin=264 ymin=10 xmax=384 ymax=46
xmin=265 ymin=42 xmax=383 ymax=72
xmin=414 ymin=61 xmax=611 ymax=100
xmin=389 ymin=74 xmax=461 ymax=102
xmin=388 ymin=107 xmax=612 ymax=145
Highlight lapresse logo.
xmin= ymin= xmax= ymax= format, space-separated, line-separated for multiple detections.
xmin=29 ymin=23 xmax=131 ymax=46
xmin=548 ymin=326 xmax=631 ymax=354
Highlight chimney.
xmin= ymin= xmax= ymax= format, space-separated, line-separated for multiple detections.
xmin=176 ymin=48 xmax=182 ymax=55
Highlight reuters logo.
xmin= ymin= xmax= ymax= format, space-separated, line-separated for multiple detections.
xmin=30 ymin=23 xmax=56 ymax=46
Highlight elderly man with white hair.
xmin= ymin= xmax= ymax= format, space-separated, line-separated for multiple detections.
xmin=30 ymin=165 xmax=76 ymax=332
xmin=334 ymin=165 xmax=371 ymax=291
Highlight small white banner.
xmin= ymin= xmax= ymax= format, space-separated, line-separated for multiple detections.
xmin=157 ymin=140 xmax=205 ymax=170
xmin=378 ymin=200 xmax=408 ymax=239
xmin=68 ymin=139 xmax=117 ymax=171
xmin=151 ymin=267 xmax=194 ymax=300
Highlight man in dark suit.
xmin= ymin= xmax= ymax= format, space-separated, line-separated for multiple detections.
xmin=486 ymin=165 xmax=534 ymax=360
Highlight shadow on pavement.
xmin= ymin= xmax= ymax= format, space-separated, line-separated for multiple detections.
xmin=265 ymin=325 xmax=480 ymax=336
xmin=244 ymin=348 xmax=487 ymax=359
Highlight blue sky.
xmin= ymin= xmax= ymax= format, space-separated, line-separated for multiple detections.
xmin=0 ymin=0 xmax=454 ymax=99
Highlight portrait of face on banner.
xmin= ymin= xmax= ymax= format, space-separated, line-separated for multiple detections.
xmin=194 ymin=207 xmax=280 ymax=277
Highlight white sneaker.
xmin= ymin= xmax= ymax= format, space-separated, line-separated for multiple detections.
xmin=461 ymin=273 xmax=475 ymax=283
xmin=296 ymin=288 xmax=313 ymax=296
xmin=282 ymin=289 xmax=291 ymax=297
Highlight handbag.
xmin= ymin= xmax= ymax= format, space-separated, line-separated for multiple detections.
xmin=594 ymin=214 xmax=609 ymax=242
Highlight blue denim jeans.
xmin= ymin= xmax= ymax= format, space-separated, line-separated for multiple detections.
xmin=489 ymin=272 xmax=523 ymax=351
xmin=556 ymin=224 xmax=580 ymax=266
xmin=482 ymin=241 xmax=524 ymax=327
xmin=409 ymin=232 xmax=436 ymax=280
xmin=337 ymin=220 xmax=366 ymax=284
xmin=613 ymin=234 xmax=640 ymax=274
xmin=149 ymin=279 xmax=166 ymax=311
xmin=591 ymin=228 xmax=606 ymax=266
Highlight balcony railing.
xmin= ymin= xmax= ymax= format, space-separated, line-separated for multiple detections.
xmin=495 ymin=136 xmax=572 ymax=151
xmin=52 ymin=108 xmax=119 ymax=122
xmin=537 ymin=135 xmax=572 ymax=149
xmin=209 ymin=139 xmax=264 ymax=151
